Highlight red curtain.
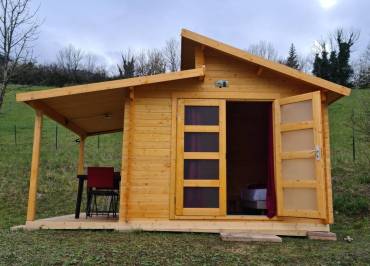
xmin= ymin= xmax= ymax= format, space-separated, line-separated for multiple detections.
xmin=266 ymin=104 xmax=277 ymax=218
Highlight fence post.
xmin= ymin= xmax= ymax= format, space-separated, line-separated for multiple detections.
xmin=14 ymin=125 xmax=17 ymax=145
xmin=351 ymin=108 xmax=356 ymax=161
xmin=55 ymin=125 xmax=58 ymax=150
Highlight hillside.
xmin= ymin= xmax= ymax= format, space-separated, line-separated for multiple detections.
xmin=0 ymin=85 xmax=369 ymax=264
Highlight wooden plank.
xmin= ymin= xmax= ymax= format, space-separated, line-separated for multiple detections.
xmin=181 ymin=29 xmax=351 ymax=96
xmin=26 ymin=110 xmax=43 ymax=221
xmin=282 ymin=180 xmax=317 ymax=188
xmin=219 ymin=100 xmax=227 ymax=216
xmin=183 ymin=152 xmax=220 ymax=159
xmin=184 ymin=125 xmax=219 ymax=132
xmin=28 ymin=101 xmax=86 ymax=137
xmin=280 ymin=121 xmax=314 ymax=132
xmin=307 ymin=231 xmax=337 ymax=241
xmin=183 ymin=180 xmax=220 ymax=187
xmin=175 ymin=99 xmax=185 ymax=215
xmin=169 ymin=96 xmax=177 ymax=219
xmin=182 ymin=208 xmax=220 ymax=216
xmin=322 ymin=94 xmax=334 ymax=224
xmin=279 ymin=92 xmax=314 ymax=105
xmin=281 ymin=151 xmax=315 ymax=160
xmin=273 ymin=100 xmax=284 ymax=216
xmin=312 ymin=91 xmax=327 ymax=219
xmin=283 ymin=210 xmax=321 ymax=219
xmin=172 ymin=91 xmax=280 ymax=101
xmin=16 ymin=67 xmax=206 ymax=102
xmin=220 ymin=232 xmax=282 ymax=243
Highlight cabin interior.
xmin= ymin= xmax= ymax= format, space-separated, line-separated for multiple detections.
xmin=226 ymin=101 xmax=273 ymax=216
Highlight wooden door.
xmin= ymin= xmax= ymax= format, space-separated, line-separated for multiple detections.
xmin=176 ymin=99 xmax=226 ymax=216
xmin=274 ymin=91 xmax=327 ymax=219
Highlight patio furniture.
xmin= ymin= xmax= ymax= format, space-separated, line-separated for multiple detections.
xmin=85 ymin=167 xmax=119 ymax=218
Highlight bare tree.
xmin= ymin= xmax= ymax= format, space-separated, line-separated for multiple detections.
xmin=134 ymin=50 xmax=148 ymax=76
xmin=134 ymin=48 xmax=166 ymax=76
xmin=84 ymin=53 xmax=98 ymax=73
xmin=163 ymin=38 xmax=180 ymax=72
xmin=147 ymin=48 xmax=166 ymax=75
xmin=247 ymin=40 xmax=279 ymax=61
xmin=298 ymin=54 xmax=314 ymax=73
xmin=354 ymin=43 xmax=370 ymax=88
xmin=117 ymin=49 xmax=135 ymax=78
xmin=0 ymin=0 xmax=40 ymax=110
xmin=57 ymin=44 xmax=84 ymax=82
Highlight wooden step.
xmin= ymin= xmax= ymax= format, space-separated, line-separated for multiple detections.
xmin=220 ymin=232 xmax=282 ymax=243
xmin=307 ymin=231 xmax=337 ymax=241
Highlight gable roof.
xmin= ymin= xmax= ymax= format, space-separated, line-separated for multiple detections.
xmin=181 ymin=29 xmax=351 ymax=97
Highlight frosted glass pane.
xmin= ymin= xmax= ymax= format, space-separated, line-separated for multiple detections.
xmin=282 ymin=129 xmax=314 ymax=152
xmin=185 ymin=106 xmax=219 ymax=125
xmin=184 ymin=187 xmax=219 ymax=208
xmin=283 ymin=188 xmax=317 ymax=210
xmin=184 ymin=159 xmax=219 ymax=180
xmin=281 ymin=100 xmax=313 ymax=124
xmin=282 ymin=159 xmax=316 ymax=180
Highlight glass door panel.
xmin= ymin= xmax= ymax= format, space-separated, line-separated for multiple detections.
xmin=274 ymin=91 xmax=326 ymax=219
xmin=176 ymin=99 xmax=226 ymax=216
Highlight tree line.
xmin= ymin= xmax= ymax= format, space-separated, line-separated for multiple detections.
xmin=7 ymin=38 xmax=180 ymax=87
xmin=1 ymin=0 xmax=370 ymax=111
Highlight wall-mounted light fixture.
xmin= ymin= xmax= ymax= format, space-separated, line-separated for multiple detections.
xmin=215 ymin=80 xmax=229 ymax=88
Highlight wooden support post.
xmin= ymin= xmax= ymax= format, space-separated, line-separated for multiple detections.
xmin=26 ymin=110 xmax=43 ymax=221
xmin=77 ymin=137 xmax=85 ymax=175
xmin=74 ymin=136 xmax=86 ymax=219
xmin=119 ymin=88 xmax=134 ymax=223
xmin=257 ymin=67 xmax=264 ymax=76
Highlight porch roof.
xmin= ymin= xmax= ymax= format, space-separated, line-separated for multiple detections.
xmin=16 ymin=68 xmax=205 ymax=137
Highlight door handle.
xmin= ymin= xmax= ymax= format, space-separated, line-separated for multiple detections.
xmin=314 ymin=146 xmax=321 ymax=161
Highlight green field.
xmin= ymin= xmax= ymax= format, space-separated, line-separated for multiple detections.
xmin=0 ymin=85 xmax=369 ymax=265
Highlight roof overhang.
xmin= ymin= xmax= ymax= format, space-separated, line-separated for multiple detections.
xmin=181 ymin=29 xmax=351 ymax=101
xmin=16 ymin=68 xmax=205 ymax=137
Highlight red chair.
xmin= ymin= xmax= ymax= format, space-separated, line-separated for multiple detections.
xmin=86 ymin=167 xmax=119 ymax=218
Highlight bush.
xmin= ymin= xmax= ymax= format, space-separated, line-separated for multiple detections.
xmin=334 ymin=192 xmax=369 ymax=216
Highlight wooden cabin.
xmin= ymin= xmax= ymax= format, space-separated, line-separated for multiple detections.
xmin=16 ymin=29 xmax=351 ymax=236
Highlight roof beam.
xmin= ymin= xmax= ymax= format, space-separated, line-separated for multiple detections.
xmin=87 ymin=128 xmax=123 ymax=136
xmin=16 ymin=67 xmax=206 ymax=102
xmin=28 ymin=101 xmax=87 ymax=137
xmin=257 ymin=67 xmax=264 ymax=76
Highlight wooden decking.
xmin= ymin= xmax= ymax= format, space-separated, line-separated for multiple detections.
xmin=16 ymin=214 xmax=330 ymax=236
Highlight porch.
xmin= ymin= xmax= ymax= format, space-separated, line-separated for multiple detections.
xmin=15 ymin=69 xmax=205 ymax=226
xmin=19 ymin=214 xmax=329 ymax=236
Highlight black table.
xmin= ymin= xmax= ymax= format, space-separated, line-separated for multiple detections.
xmin=75 ymin=172 xmax=121 ymax=219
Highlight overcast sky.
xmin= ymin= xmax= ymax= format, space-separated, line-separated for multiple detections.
xmin=31 ymin=0 xmax=370 ymax=69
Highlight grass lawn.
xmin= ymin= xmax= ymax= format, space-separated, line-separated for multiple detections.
xmin=0 ymin=85 xmax=369 ymax=265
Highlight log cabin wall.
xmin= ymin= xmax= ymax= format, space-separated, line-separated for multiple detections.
xmin=126 ymin=45 xmax=330 ymax=221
